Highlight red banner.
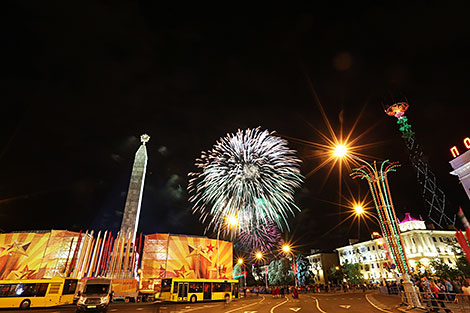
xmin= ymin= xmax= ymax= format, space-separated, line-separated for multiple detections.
xmin=456 ymin=230 xmax=470 ymax=263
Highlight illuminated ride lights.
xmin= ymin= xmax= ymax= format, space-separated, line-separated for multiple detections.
xmin=351 ymin=160 xmax=410 ymax=274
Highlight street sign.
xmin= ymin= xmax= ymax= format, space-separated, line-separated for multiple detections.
xmin=339 ymin=305 xmax=351 ymax=309
xmin=289 ymin=308 xmax=301 ymax=312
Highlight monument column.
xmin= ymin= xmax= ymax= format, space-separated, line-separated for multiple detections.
xmin=119 ymin=134 xmax=150 ymax=243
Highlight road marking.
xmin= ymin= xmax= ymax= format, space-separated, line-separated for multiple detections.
xmin=136 ymin=308 xmax=144 ymax=311
xmin=110 ymin=310 xmax=118 ymax=312
xmin=181 ymin=304 xmax=217 ymax=312
xmin=289 ymin=308 xmax=301 ymax=312
xmin=243 ymin=311 xmax=257 ymax=313
xmin=364 ymin=294 xmax=392 ymax=313
xmin=225 ymin=297 xmax=265 ymax=313
xmin=339 ymin=305 xmax=351 ymax=309
xmin=186 ymin=306 xmax=191 ymax=308
xmin=313 ymin=297 xmax=327 ymax=313
xmin=270 ymin=297 xmax=289 ymax=313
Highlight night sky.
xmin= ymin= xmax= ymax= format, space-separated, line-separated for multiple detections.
xmin=2 ymin=2 xmax=469 ymax=253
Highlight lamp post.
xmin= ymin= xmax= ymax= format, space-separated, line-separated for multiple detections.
xmin=354 ymin=205 xmax=386 ymax=286
xmin=217 ymin=216 xmax=238 ymax=279
xmin=282 ymin=244 xmax=297 ymax=288
xmin=255 ymin=251 xmax=268 ymax=289
xmin=238 ymin=258 xmax=246 ymax=288
xmin=334 ymin=145 xmax=420 ymax=308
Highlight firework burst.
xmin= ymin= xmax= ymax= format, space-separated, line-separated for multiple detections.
xmin=236 ymin=220 xmax=281 ymax=253
xmin=188 ymin=127 xmax=303 ymax=233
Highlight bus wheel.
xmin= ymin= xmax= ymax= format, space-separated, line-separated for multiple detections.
xmin=20 ymin=299 xmax=31 ymax=309
xmin=224 ymin=294 xmax=230 ymax=303
xmin=190 ymin=295 xmax=197 ymax=303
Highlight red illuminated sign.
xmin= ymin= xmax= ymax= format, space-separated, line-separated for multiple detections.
xmin=451 ymin=137 xmax=470 ymax=158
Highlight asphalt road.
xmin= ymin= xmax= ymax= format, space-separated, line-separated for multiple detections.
xmin=1 ymin=292 xmax=397 ymax=313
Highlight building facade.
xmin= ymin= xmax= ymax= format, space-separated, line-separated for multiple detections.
xmin=336 ymin=213 xmax=460 ymax=283
xmin=306 ymin=251 xmax=339 ymax=285
xmin=450 ymin=147 xmax=470 ymax=201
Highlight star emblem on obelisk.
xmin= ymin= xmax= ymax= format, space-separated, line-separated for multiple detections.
xmin=141 ymin=134 xmax=150 ymax=145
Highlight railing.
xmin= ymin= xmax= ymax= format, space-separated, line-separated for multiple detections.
xmin=401 ymin=290 xmax=470 ymax=313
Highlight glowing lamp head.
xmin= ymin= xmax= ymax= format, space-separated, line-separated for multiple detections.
xmin=334 ymin=145 xmax=347 ymax=158
xmin=282 ymin=244 xmax=291 ymax=253
xmin=335 ymin=266 xmax=340 ymax=270
xmin=354 ymin=205 xmax=364 ymax=215
xmin=256 ymin=252 xmax=263 ymax=259
xmin=237 ymin=258 xmax=244 ymax=265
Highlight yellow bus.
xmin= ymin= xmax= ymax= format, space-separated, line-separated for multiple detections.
xmin=0 ymin=277 xmax=78 ymax=309
xmin=160 ymin=278 xmax=239 ymax=303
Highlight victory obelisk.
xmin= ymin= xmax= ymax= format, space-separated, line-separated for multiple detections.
xmin=119 ymin=134 xmax=149 ymax=243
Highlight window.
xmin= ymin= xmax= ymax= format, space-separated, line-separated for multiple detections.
xmin=432 ymin=237 xmax=437 ymax=242
xmin=0 ymin=283 xmax=49 ymax=297
xmin=173 ymin=283 xmax=179 ymax=293
xmin=439 ymin=237 xmax=443 ymax=242
xmin=367 ymin=247 xmax=370 ymax=251
xmin=212 ymin=282 xmax=230 ymax=292
xmin=161 ymin=279 xmax=172 ymax=292
xmin=0 ymin=284 xmax=16 ymax=297
xmin=189 ymin=282 xmax=203 ymax=293
xmin=372 ymin=246 xmax=375 ymax=250
xmin=371 ymin=264 xmax=375 ymax=269
xmin=63 ymin=279 xmax=77 ymax=295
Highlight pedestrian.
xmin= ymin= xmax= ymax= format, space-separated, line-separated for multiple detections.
xmin=430 ymin=279 xmax=451 ymax=313
xmin=292 ymin=287 xmax=299 ymax=299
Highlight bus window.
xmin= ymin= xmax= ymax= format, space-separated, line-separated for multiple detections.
xmin=62 ymin=279 xmax=77 ymax=295
xmin=0 ymin=284 xmax=16 ymax=297
xmin=188 ymin=282 xmax=203 ymax=293
xmin=36 ymin=284 xmax=48 ymax=297
xmin=212 ymin=283 xmax=222 ymax=292
xmin=161 ymin=279 xmax=172 ymax=292
xmin=223 ymin=283 xmax=230 ymax=292
xmin=173 ymin=282 xmax=179 ymax=293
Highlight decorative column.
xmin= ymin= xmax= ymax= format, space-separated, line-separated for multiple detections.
xmin=351 ymin=160 xmax=420 ymax=308
xmin=119 ymin=134 xmax=150 ymax=243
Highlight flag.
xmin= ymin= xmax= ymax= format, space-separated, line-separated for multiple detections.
xmin=455 ymin=230 xmax=470 ymax=263
xmin=458 ymin=207 xmax=470 ymax=230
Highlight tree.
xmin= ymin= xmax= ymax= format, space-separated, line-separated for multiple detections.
xmin=330 ymin=265 xmax=345 ymax=284
xmin=342 ymin=261 xmax=364 ymax=284
xmin=268 ymin=257 xmax=293 ymax=286
xmin=296 ymin=255 xmax=314 ymax=286
xmin=456 ymin=256 xmax=470 ymax=277
xmin=430 ymin=259 xmax=461 ymax=280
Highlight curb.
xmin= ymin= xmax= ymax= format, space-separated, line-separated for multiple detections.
xmin=365 ymin=293 xmax=394 ymax=313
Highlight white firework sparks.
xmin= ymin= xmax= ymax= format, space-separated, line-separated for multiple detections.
xmin=188 ymin=127 xmax=303 ymax=233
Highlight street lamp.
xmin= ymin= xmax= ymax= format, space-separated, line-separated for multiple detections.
xmin=354 ymin=206 xmax=387 ymax=285
xmin=237 ymin=258 xmax=246 ymax=288
xmin=281 ymin=244 xmax=297 ymax=288
xmin=255 ymin=251 xmax=268 ymax=289
xmin=217 ymin=215 xmax=238 ymax=279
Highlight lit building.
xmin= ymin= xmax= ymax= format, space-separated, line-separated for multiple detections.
xmin=449 ymin=148 xmax=470 ymax=201
xmin=336 ymin=213 xmax=460 ymax=283
xmin=306 ymin=250 xmax=339 ymax=285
